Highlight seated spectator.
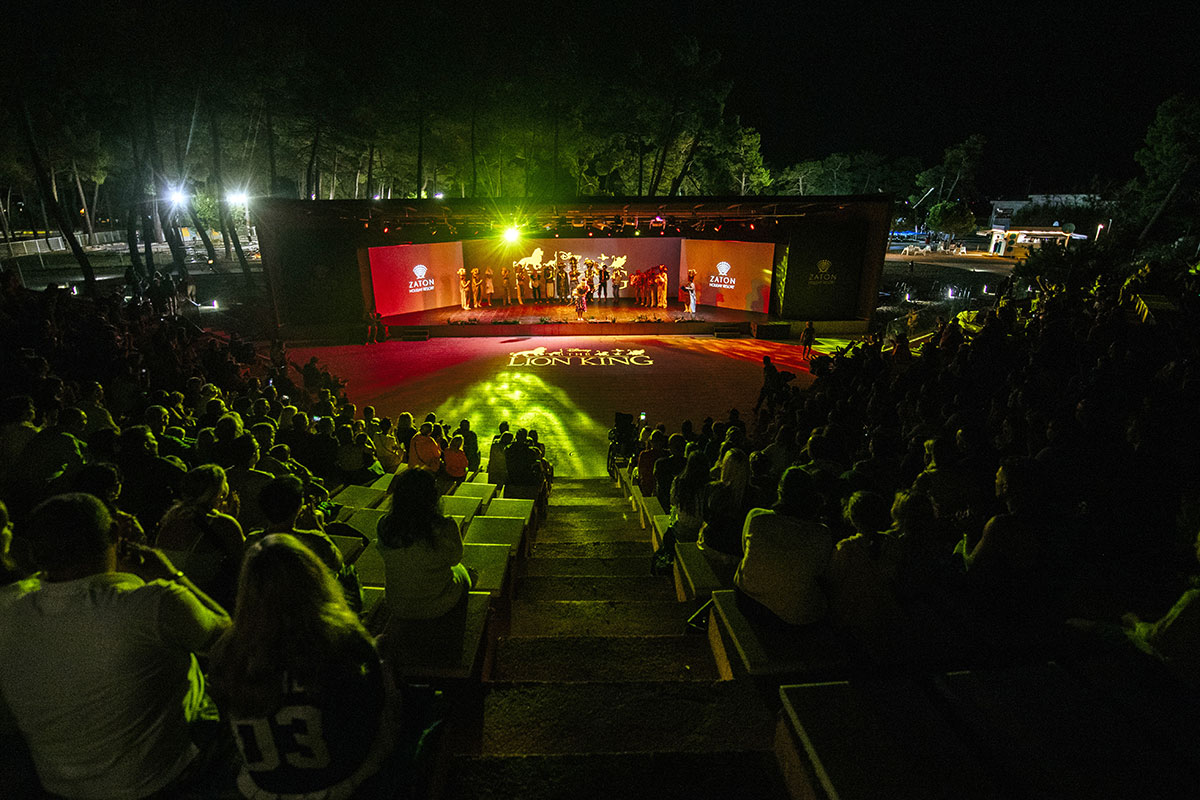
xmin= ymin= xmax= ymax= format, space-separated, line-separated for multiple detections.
xmin=698 ymin=449 xmax=753 ymax=576
xmin=72 ymin=462 xmax=147 ymax=544
xmin=156 ymin=465 xmax=245 ymax=608
xmin=0 ymin=493 xmax=229 ymax=799
xmin=335 ymin=424 xmax=382 ymax=485
xmin=115 ymin=424 xmax=187 ymax=532
xmin=18 ymin=405 xmax=88 ymax=499
xmin=734 ymin=467 xmax=834 ymax=627
xmin=76 ymin=381 xmax=119 ymax=438
xmin=635 ymin=429 xmax=666 ymax=497
xmin=488 ymin=431 xmax=513 ymax=488
xmin=827 ymin=491 xmax=905 ymax=632
xmin=1121 ymin=527 xmax=1200 ymax=685
xmin=224 ymin=434 xmax=276 ymax=533
xmin=504 ymin=428 xmax=544 ymax=502
xmin=393 ymin=411 xmax=417 ymax=453
xmin=144 ymin=404 xmax=190 ymax=463
xmin=377 ymin=468 xmax=472 ymax=619
xmin=0 ymin=395 xmax=39 ymax=491
xmin=251 ymin=422 xmax=290 ymax=477
xmin=653 ymin=433 xmax=687 ymax=511
xmin=406 ymin=421 xmax=442 ymax=472
xmin=669 ymin=452 xmax=709 ymax=542
xmin=0 ymin=499 xmax=30 ymax=590
xmin=911 ymin=436 xmax=979 ymax=528
xmin=441 ymin=435 xmax=470 ymax=487
xmin=371 ymin=417 xmax=403 ymax=473
xmin=247 ymin=475 xmax=363 ymax=614
xmin=209 ymin=535 xmax=396 ymax=799
xmin=457 ymin=419 xmax=480 ymax=471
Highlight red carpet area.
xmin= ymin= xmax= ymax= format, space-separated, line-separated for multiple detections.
xmin=290 ymin=336 xmax=818 ymax=477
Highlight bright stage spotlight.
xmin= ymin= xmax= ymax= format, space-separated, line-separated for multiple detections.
xmin=504 ymin=226 xmax=521 ymax=242
xmin=228 ymin=192 xmax=248 ymax=205
xmin=169 ymin=190 xmax=186 ymax=206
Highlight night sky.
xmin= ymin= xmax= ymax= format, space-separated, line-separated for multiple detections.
xmin=15 ymin=1 xmax=1199 ymax=199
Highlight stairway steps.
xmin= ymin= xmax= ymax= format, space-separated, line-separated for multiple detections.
xmin=529 ymin=541 xmax=650 ymax=559
xmin=491 ymin=635 xmax=720 ymax=682
xmin=509 ymin=600 xmax=690 ymax=637
xmin=470 ymin=680 xmax=774 ymax=756
xmin=443 ymin=751 xmax=789 ymax=800
xmin=517 ymin=575 xmax=677 ymax=602
xmin=519 ymin=556 xmax=649 ymax=578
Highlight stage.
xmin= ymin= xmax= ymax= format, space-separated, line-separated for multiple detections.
xmin=379 ymin=298 xmax=776 ymax=339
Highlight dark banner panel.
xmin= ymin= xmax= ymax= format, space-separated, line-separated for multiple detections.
xmin=679 ymin=240 xmax=774 ymax=312
xmin=368 ymin=242 xmax=465 ymax=316
xmin=778 ymin=218 xmax=869 ymax=321
xmin=261 ymin=228 xmax=365 ymax=328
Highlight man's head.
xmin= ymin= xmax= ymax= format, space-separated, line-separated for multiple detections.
xmin=59 ymin=407 xmax=87 ymax=437
xmin=144 ymin=405 xmax=169 ymax=434
xmin=258 ymin=475 xmax=306 ymax=528
xmin=25 ymin=493 xmax=116 ymax=576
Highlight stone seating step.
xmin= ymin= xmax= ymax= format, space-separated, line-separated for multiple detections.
xmin=467 ymin=680 xmax=775 ymax=756
xmin=491 ymin=634 xmax=719 ymax=683
xmin=443 ymin=750 xmax=788 ymax=800
xmin=519 ymin=556 xmax=649 ymax=578
xmin=528 ymin=541 xmax=650 ymax=559
xmin=516 ymin=575 xmax=678 ymax=602
xmin=508 ymin=600 xmax=690 ymax=637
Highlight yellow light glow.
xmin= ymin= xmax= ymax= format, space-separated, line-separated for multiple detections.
xmin=504 ymin=227 xmax=521 ymax=242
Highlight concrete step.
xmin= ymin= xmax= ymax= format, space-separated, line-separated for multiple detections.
xmin=468 ymin=680 xmax=775 ymax=756
xmin=516 ymin=575 xmax=677 ymax=602
xmin=519 ymin=556 xmax=649 ymax=578
xmin=443 ymin=751 xmax=789 ymax=800
xmin=491 ymin=635 xmax=720 ymax=682
xmin=508 ymin=600 xmax=690 ymax=637
xmin=529 ymin=541 xmax=650 ymax=559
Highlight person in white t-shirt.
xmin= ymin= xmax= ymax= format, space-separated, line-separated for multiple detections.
xmin=0 ymin=493 xmax=230 ymax=800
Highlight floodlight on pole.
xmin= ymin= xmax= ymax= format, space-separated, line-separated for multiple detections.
xmin=228 ymin=192 xmax=248 ymax=205
xmin=169 ymin=190 xmax=186 ymax=206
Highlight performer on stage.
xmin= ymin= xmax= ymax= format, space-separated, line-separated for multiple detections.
xmin=683 ymin=271 xmax=697 ymax=315
xmin=655 ymin=264 xmax=669 ymax=309
xmin=597 ymin=262 xmax=609 ymax=300
xmin=484 ymin=267 xmax=495 ymax=306
xmin=458 ymin=268 xmax=471 ymax=310
xmin=470 ymin=268 xmax=482 ymax=308
xmin=573 ymin=275 xmax=591 ymax=321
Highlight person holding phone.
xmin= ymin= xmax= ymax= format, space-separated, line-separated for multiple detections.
xmin=0 ymin=493 xmax=230 ymax=799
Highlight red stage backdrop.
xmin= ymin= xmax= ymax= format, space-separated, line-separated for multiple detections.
xmin=367 ymin=241 xmax=465 ymax=316
xmin=680 ymin=240 xmax=774 ymax=313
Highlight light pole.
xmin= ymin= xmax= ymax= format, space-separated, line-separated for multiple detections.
xmin=1095 ymin=222 xmax=1104 ymax=242
xmin=228 ymin=193 xmax=251 ymax=241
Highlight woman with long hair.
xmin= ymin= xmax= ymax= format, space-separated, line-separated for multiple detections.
xmin=378 ymin=468 xmax=472 ymax=619
xmin=210 ymin=535 xmax=395 ymax=799
xmin=155 ymin=464 xmax=244 ymax=606
xmin=669 ymin=451 xmax=710 ymax=542
xmin=697 ymin=448 xmax=753 ymax=580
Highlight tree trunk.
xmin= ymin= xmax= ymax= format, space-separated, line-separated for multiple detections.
xmin=668 ymin=133 xmax=701 ymax=197
xmin=354 ymin=161 xmax=361 ymax=199
xmin=125 ymin=204 xmax=144 ymax=276
xmin=552 ymin=119 xmax=559 ymax=198
xmin=415 ymin=111 xmax=424 ymax=199
xmin=637 ymin=137 xmax=644 ymax=196
xmin=470 ymin=107 xmax=477 ymax=198
xmin=142 ymin=212 xmax=156 ymax=274
xmin=146 ymin=89 xmax=189 ymax=281
xmin=0 ymin=189 xmax=16 ymax=259
xmin=208 ymin=100 xmax=234 ymax=259
xmin=73 ymin=160 xmax=95 ymax=244
xmin=1139 ymin=157 xmax=1195 ymax=244
xmin=188 ymin=201 xmax=216 ymax=265
xmin=265 ymin=109 xmax=277 ymax=195
xmin=365 ymin=143 xmax=375 ymax=199
xmin=40 ymin=197 xmax=52 ymax=245
xmin=16 ymin=93 xmax=96 ymax=292
xmin=328 ymin=149 xmax=338 ymax=199
xmin=305 ymin=124 xmax=320 ymax=199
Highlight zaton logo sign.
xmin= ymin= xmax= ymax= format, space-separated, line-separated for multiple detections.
xmin=709 ymin=261 xmax=736 ymax=288
xmin=408 ymin=264 xmax=435 ymax=294
xmin=808 ymin=258 xmax=838 ymax=285
xmin=508 ymin=346 xmax=654 ymax=367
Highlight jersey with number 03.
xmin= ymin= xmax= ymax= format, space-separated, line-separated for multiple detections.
xmin=229 ymin=636 xmax=385 ymax=797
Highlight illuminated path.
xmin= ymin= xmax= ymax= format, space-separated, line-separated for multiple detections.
xmin=291 ymin=336 xmax=822 ymax=477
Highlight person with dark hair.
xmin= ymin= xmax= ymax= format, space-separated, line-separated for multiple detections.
xmin=734 ymin=467 xmax=834 ymax=627
xmin=378 ymin=468 xmax=473 ymax=619
xmin=72 ymin=461 xmax=147 ymax=544
xmin=115 ymin=424 xmax=187 ymax=531
xmin=827 ymin=491 xmax=905 ymax=633
xmin=225 ymin=433 xmax=276 ymax=532
xmin=697 ymin=449 xmax=754 ymax=582
xmin=636 ymin=429 xmax=666 ymax=497
xmin=19 ymin=405 xmax=89 ymax=498
xmin=441 ymin=435 xmax=470 ymax=489
xmin=488 ymin=431 xmax=513 ymax=488
xmin=156 ymin=465 xmax=245 ymax=607
xmin=653 ymin=433 xmax=688 ymax=511
xmin=0 ymin=493 xmax=229 ymax=799
xmin=504 ymin=428 xmax=544 ymax=502
xmin=457 ymin=419 xmax=480 ymax=472
xmin=209 ymin=535 xmax=395 ymax=798
xmin=406 ymin=421 xmax=442 ymax=472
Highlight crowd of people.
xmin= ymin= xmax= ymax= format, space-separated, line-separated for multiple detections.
xmin=0 ymin=269 xmax=556 ymax=798
xmin=635 ymin=277 xmax=1200 ymax=684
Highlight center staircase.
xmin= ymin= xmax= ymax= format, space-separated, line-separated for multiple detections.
xmin=441 ymin=477 xmax=788 ymax=799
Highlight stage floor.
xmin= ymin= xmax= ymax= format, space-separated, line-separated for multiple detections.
xmin=381 ymin=298 xmax=766 ymax=327
xmin=290 ymin=335 xmax=821 ymax=478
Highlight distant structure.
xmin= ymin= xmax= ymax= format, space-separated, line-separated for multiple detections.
xmin=988 ymin=194 xmax=1098 ymax=230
